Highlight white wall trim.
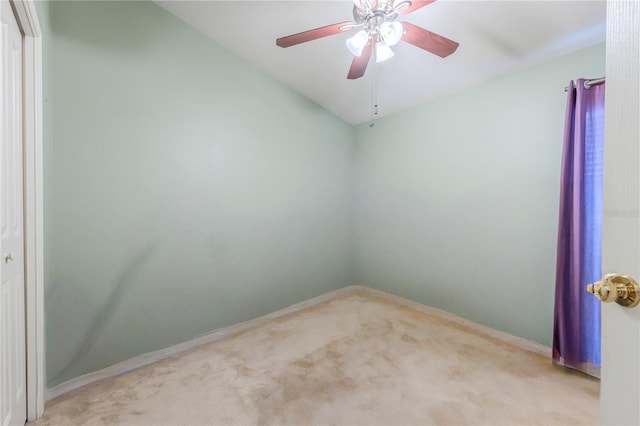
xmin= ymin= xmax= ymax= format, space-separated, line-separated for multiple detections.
xmin=358 ymin=286 xmax=552 ymax=358
xmin=10 ymin=0 xmax=44 ymax=420
xmin=47 ymin=285 xmax=553 ymax=401
xmin=46 ymin=286 xmax=360 ymax=400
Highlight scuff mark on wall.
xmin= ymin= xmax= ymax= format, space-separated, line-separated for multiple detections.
xmin=49 ymin=244 xmax=158 ymax=385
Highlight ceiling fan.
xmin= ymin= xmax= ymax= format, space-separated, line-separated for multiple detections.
xmin=276 ymin=0 xmax=459 ymax=80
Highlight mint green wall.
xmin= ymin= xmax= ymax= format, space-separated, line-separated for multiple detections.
xmin=40 ymin=0 xmax=605 ymax=388
xmin=40 ymin=1 xmax=355 ymax=386
xmin=353 ymin=43 xmax=606 ymax=347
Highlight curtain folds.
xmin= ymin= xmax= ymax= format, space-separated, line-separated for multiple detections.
xmin=552 ymin=78 xmax=605 ymax=377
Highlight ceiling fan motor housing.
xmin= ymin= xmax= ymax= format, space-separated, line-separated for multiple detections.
xmin=354 ymin=0 xmax=412 ymax=39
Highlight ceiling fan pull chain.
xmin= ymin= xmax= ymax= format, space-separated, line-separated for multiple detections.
xmin=370 ymin=51 xmax=375 ymax=126
xmin=370 ymin=54 xmax=379 ymax=127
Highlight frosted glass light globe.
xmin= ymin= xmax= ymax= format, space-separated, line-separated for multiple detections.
xmin=346 ymin=30 xmax=370 ymax=57
xmin=375 ymin=41 xmax=394 ymax=63
xmin=380 ymin=21 xmax=403 ymax=46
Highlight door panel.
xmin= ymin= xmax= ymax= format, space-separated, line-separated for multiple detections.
xmin=0 ymin=0 xmax=26 ymax=425
xmin=601 ymin=1 xmax=640 ymax=425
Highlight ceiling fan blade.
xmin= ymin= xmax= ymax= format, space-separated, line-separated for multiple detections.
xmin=276 ymin=22 xmax=354 ymax=48
xmin=398 ymin=0 xmax=436 ymax=15
xmin=347 ymin=35 xmax=375 ymax=80
xmin=401 ymin=22 xmax=459 ymax=58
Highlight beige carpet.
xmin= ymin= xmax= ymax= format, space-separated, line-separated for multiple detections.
xmin=32 ymin=287 xmax=598 ymax=425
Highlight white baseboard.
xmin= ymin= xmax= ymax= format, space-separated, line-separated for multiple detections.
xmin=358 ymin=286 xmax=552 ymax=358
xmin=46 ymin=284 xmax=552 ymax=401
xmin=45 ymin=285 xmax=363 ymax=401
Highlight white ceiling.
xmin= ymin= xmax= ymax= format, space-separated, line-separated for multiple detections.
xmin=156 ymin=1 xmax=606 ymax=125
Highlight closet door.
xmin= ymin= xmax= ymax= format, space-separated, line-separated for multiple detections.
xmin=0 ymin=0 xmax=27 ymax=424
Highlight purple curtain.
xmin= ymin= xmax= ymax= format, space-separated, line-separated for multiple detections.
xmin=553 ymin=78 xmax=605 ymax=377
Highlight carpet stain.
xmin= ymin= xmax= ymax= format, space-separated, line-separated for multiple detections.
xmin=401 ymin=333 xmax=418 ymax=343
xmin=33 ymin=287 xmax=599 ymax=425
xmin=446 ymin=365 xmax=469 ymax=381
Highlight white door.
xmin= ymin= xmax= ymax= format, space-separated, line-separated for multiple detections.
xmin=0 ymin=0 xmax=26 ymax=425
xmin=600 ymin=1 xmax=640 ymax=425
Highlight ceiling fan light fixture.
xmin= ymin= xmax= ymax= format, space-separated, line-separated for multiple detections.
xmin=379 ymin=21 xmax=403 ymax=46
xmin=346 ymin=30 xmax=370 ymax=56
xmin=375 ymin=41 xmax=394 ymax=63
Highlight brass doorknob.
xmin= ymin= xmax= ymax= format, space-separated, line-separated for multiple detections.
xmin=587 ymin=274 xmax=640 ymax=308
